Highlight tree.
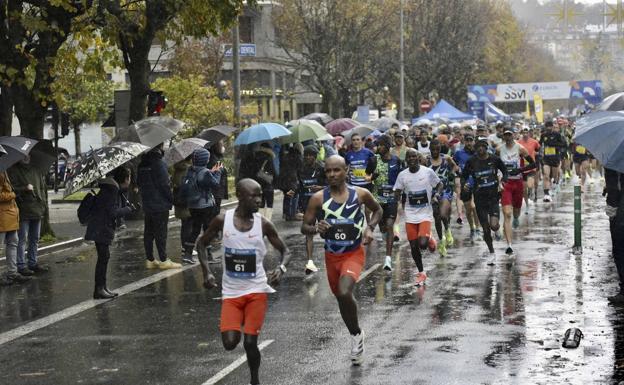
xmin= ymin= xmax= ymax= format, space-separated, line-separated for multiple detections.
xmin=580 ymin=32 xmax=612 ymax=80
xmin=0 ymin=1 xmax=92 ymax=138
xmin=151 ymin=75 xmax=232 ymax=138
xmin=99 ymin=0 xmax=250 ymax=125
xmin=168 ymin=37 xmax=228 ymax=86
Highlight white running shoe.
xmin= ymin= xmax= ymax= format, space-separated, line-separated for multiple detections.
xmin=543 ymin=194 xmax=552 ymax=203
xmin=487 ymin=252 xmax=496 ymax=266
xmin=383 ymin=255 xmax=392 ymax=271
xmin=350 ymin=332 xmax=364 ymax=365
xmin=305 ymin=260 xmax=319 ymax=275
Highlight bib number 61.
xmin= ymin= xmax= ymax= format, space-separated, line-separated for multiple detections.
xmin=234 ymin=264 xmax=245 ymax=272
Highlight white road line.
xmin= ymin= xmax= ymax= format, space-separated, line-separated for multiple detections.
xmin=357 ymin=263 xmax=381 ymax=283
xmin=201 ymin=340 xmax=274 ymax=385
xmin=0 ymin=264 xmax=196 ymax=347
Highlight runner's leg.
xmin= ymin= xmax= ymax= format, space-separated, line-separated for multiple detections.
xmin=336 ymin=275 xmax=360 ymax=335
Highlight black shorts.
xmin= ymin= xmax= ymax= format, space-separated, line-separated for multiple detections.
xmin=460 ymin=189 xmax=473 ymax=202
xmin=573 ymin=154 xmax=589 ymax=164
xmin=380 ymin=202 xmax=398 ymax=220
xmin=474 ymin=194 xmax=500 ymax=225
xmin=543 ymin=156 xmax=561 ymax=168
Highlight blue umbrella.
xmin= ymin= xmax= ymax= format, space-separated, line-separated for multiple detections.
xmin=234 ymin=123 xmax=291 ymax=146
xmin=574 ymin=111 xmax=624 ymax=173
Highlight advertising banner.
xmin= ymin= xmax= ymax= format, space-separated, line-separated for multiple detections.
xmin=467 ymin=80 xmax=602 ymax=104
xmin=534 ymin=94 xmax=544 ymax=123
xmin=467 ymin=101 xmax=486 ymax=121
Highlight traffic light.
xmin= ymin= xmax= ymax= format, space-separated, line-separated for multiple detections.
xmin=147 ymin=90 xmax=167 ymax=116
xmin=60 ymin=112 xmax=70 ymax=137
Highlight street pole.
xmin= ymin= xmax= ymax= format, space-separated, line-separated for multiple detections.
xmin=399 ymin=0 xmax=405 ymax=122
xmin=573 ymin=182 xmax=582 ymax=255
xmin=232 ymin=23 xmax=241 ymax=127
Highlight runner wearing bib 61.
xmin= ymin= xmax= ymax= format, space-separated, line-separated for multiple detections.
xmin=302 ymin=155 xmax=382 ymax=366
xmin=196 ymin=179 xmax=291 ymax=385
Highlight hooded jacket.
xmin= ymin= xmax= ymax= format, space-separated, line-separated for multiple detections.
xmin=84 ymin=178 xmax=133 ymax=245
xmin=137 ymin=149 xmax=173 ymax=213
xmin=0 ymin=171 xmax=19 ymax=232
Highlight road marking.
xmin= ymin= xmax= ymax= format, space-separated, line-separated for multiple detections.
xmin=357 ymin=263 xmax=381 ymax=283
xmin=0 ymin=264 xmax=196 ymax=347
xmin=201 ymin=340 xmax=274 ymax=385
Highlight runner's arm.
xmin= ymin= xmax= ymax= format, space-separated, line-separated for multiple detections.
xmin=196 ymin=214 xmax=225 ymax=288
xmin=518 ymin=147 xmax=536 ymax=173
xmin=495 ymin=157 xmax=509 ymax=182
xmin=358 ymin=187 xmax=382 ymax=245
xmin=447 ymin=156 xmax=460 ymax=173
xmin=301 ymin=191 xmax=324 ymax=235
xmin=263 ymin=218 xmax=291 ymax=268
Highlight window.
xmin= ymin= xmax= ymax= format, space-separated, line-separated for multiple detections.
xmin=239 ymin=16 xmax=254 ymax=44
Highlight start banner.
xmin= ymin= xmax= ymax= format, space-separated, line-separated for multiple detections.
xmin=467 ymin=80 xmax=602 ymax=104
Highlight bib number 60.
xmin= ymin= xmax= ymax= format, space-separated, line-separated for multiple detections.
xmin=334 ymin=232 xmax=347 ymax=240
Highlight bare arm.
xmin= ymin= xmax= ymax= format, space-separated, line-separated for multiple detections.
xmin=358 ymin=187 xmax=382 ymax=245
xmin=301 ymin=191 xmax=324 ymax=235
xmin=196 ymin=214 xmax=225 ymax=288
xmin=446 ymin=155 xmax=459 ymax=173
xmin=264 ymin=218 xmax=292 ymax=285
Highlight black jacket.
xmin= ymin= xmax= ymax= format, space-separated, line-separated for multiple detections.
xmin=85 ymin=179 xmax=132 ymax=245
xmin=277 ymin=148 xmax=303 ymax=192
xmin=240 ymin=148 xmax=275 ymax=189
xmin=137 ymin=150 xmax=173 ymax=213
xmin=207 ymin=150 xmax=229 ymax=200
xmin=605 ymin=168 xmax=624 ymax=227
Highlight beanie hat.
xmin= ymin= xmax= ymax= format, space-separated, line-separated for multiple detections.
xmin=303 ymin=145 xmax=319 ymax=155
xmin=192 ymin=148 xmax=210 ymax=167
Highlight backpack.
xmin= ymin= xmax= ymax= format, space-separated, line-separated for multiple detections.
xmin=178 ymin=168 xmax=205 ymax=206
xmin=77 ymin=191 xmax=97 ymax=225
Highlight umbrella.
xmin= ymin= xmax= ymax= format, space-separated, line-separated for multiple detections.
xmin=574 ymin=111 xmax=624 ymax=173
xmin=0 ymin=144 xmax=5 ymax=156
xmin=164 ymin=137 xmax=209 ymax=166
xmin=301 ymin=112 xmax=334 ymax=126
xmin=0 ymin=136 xmax=38 ymax=172
xmin=197 ymin=125 xmax=236 ymax=143
xmin=371 ymin=117 xmax=401 ymax=132
xmin=326 ymin=118 xmax=359 ymax=136
xmin=343 ymin=124 xmax=376 ymax=145
xmin=233 ymin=123 xmax=291 ymax=146
xmin=64 ymin=141 xmax=150 ymax=197
xmin=28 ymin=140 xmax=58 ymax=174
xmin=598 ymin=92 xmax=624 ymax=111
xmin=367 ymin=129 xmax=383 ymax=139
xmin=281 ymin=119 xmax=333 ymax=144
xmin=133 ymin=116 xmax=184 ymax=148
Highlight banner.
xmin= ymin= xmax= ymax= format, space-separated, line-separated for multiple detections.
xmin=467 ymin=101 xmax=486 ymax=121
xmin=467 ymin=80 xmax=603 ymax=104
xmin=525 ymin=100 xmax=531 ymax=120
xmin=534 ymin=94 xmax=544 ymax=123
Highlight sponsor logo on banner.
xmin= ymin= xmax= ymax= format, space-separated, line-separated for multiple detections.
xmin=468 ymin=80 xmax=602 ymax=104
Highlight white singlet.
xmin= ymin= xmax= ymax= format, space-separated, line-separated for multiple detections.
xmin=499 ymin=142 xmax=522 ymax=180
xmin=221 ymin=209 xmax=275 ymax=299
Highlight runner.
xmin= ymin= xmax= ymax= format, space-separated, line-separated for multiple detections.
xmin=196 ymin=179 xmax=291 ymax=385
xmin=453 ymin=134 xmax=481 ymax=242
xmin=461 ymin=138 xmax=508 ymax=262
xmin=416 ymin=129 xmax=431 ymax=160
xmin=540 ymin=121 xmax=566 ymax=202
xmin=517 ymin=127 xmax=540 ymax=210
xmin=298 ymin=145 xmax=326 ymax=274
xmin=572 ymin=141 xmax=590 ymax=192
xmin=301 ymin=155 xmax=382 ymax=365
xmin=498 ymin=129 xmax=536 ymax=255
xmin=428 ymin=139 xmax=459 ymax=257
xmin=393 ymin=149 xmax=443 ymax=286
xmin=345 ymin=133 xmax=376 ymax=190
xmin=371 ymin=135 xmax=403 ymax=271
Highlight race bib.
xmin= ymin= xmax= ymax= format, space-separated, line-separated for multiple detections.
xmin=352 ymin=168 xmax=366 ymax=177
xmin=407 ymin=190 xmax=429 ymax=207
xmin=326 ymin=218 xmax=359 ymax=246
xmin=544 ymin=146 xmax=557 ymax=156
xmin=224 ymin=248 xmax=257 ymax=279
xmin=475 ymin=169 xmax=496 ymax=188
xmin=576 ymin=145 xmax=586 ymax=155
xmin=302 ymin=178 xmax=317 ymax=196
xmin=379 ymin=184 xmax=395 ymax=202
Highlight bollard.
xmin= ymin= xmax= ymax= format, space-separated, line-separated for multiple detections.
xmin=573 ymin=184 xmax=582 ymax=255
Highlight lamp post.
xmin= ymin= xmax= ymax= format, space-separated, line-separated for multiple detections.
xmin=399 ymin=0 xmax=405 ymax=121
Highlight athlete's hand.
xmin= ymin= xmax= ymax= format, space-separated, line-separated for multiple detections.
xmin=203 ymin=273 xmax=217 ymax=289
xmin=316 ymin=220 xmax=331 ymax=235
xmin=362 ymin=226 xmax=374 ymax=245
xmin=267 ymin=268 xmax=283 ymax=286
xmin=364 ymin=174 xmax=372 ymax=183
xmin=462 ymin=184 xmax=470 ymax=192
xmin=286 ymin=190 xmax=295 ymax=197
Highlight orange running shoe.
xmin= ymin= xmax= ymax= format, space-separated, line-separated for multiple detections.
xmin=415 ymin=272 xmax=427 ymax=286
xmin=427 ymin=237 xmax=437 ymax=253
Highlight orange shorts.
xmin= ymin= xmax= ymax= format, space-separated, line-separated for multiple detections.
xmin=405 ymin=221 xmax=432 ymax=241
xmin=220 ymin=293 xmax=268 ymax=336
xmin=325 ymin=246 xmax=366 ymax=295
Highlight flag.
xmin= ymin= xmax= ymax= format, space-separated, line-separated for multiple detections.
xmin=525 ymin=99 xmax=531 ymax=120
xmin=534 ymin=94 xmax=544 ymax=123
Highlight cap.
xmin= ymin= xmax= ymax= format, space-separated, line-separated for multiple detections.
xmin=475 ymin=136 xmax=489 ymax=147
xmin=463 ymin=134 xmax=475 ymax=140
xmin=394 ymin=132 xmax=405 ymax=138
xmin=503 ymin=129 xmax=514 ymax=134
xmin=303 ymin=145 xmax=319 ymax=155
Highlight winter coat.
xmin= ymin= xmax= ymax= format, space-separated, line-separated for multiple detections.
xmin=277 ymin=147 xmax=303 ymax=192
xmin=0 ymin=171 xmax=19 ymax=232
xmin=137 ymin=150 xmax=173 ymax=213
xmin=186 ymin=165 xmax=221 ymax=210
xmin=206 ymin=150 xmax=229 ymax=201
xmin=84 ymin=178 xmax=133 ymax=245
xmin=7 ymin=162 xmax=46 ymax=220
xmin=240 ymin=147 xmax=275 ymax=190
xmin=172 ymin=160 xmax=191 ymax=219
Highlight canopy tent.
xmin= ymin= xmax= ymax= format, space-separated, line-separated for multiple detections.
xmin=485 ymin=102 xmax=512 ymax=122
xmin=412 ymin=99 xmax=474 ymax=124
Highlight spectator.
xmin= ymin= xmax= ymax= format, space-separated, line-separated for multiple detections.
xmin=137 ymin=144 xmax=180 ymax=269
xmin=185 ymin=148 xmax=222 ymax=263
xmin=172 ymin=155 xmax=193 ymax=263
xmin=277 ymin=144 xmax=303 ymax=221
xmin=85 ymin=167 xmax=135 ymax=299
xmin=8 ymin=155 xmax=48 ymax=276
xmin=606 ymin=168 xmax=624 ymax=305
xmin=206 ymin=140 xmax=229 ymax=216
xmin=0 ymin=170 xmax=30 ymax=286
xmin=240 ymin=143 xmax=276 ymax=220
xmin=391 ymin=132 xmax=407 ymax=162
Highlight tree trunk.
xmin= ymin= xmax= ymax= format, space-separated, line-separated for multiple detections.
xmin=12 ymin=85 xmax=45 ymax=139
xmin=128 ymin=66 xmax=149 ymax=123
xmin=0 ymin=86 xmax=13 ymax=136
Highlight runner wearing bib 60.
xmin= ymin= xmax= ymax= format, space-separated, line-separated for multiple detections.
xmin=498 ymin=129 xmax=536 ymax=256
xmin=302 ymin=155 xmax=382 ymax=366
xmin=394 ymin=149 xmax=443 ymax=286
xmin=540 ymin=121 xmax=566 ymax=202
xmin=196 ymin=179 xmax=291 ymax=385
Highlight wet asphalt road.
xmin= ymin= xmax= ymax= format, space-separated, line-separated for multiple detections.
xmin=1 ymin=180 xmax=623 ymax=385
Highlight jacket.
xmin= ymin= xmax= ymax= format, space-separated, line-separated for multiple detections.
xmin=277 ymin=147 xmax=303 ymax=192
xmin=186 ymin=165 xmax=221 ymax=210
xmin=606 ymin=168 xmax=624 ymax=228
xmin=240 ymin=148 xmax=275 ymax=189
xmin=206 ymin=150 xmax=229 ymax=201
xmin=84 ymin=178 xmax=133 ymax=245
xmin=137 ymin=150 xmax=173 ymax=213
xmin=0 ymin=171 xmax=19 ymax=232
xmin=7 ymin=162 xmax=46 ymax=219
xmin=172 ymin=160 xmax=191 ymax=219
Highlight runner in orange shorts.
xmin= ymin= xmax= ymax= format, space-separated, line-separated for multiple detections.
xmin=302 ymin=155 xmax=382 ymax=366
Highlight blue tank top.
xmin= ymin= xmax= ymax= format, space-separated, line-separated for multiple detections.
xmin=321 ymin=186 xmax=365 ymax=253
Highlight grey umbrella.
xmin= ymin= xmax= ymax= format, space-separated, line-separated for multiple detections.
xmin=598 ymin=92 xmax=624 ymax=111
xmin=28 ymin=140 xmax=58 ymax=174
xmin=0 ymin=136 xmax=38 ymax=172
xmin=133 ymin=117 xmax=185 ymax=148
xmin=371 ymin=117 xmax=401 ymax=132
xmin=197 ymin=125 xmax=236 ymax=143
xmin=342 ymin=124 xmax=376 ymax=145
xmin=164 ymin=138 xmax=209 ymax=166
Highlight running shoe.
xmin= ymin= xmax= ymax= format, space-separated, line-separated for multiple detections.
xmin=505 ymin=246 xmax=514 ymax=255
xmin=456 ymin=216 xmax=463 ymax=225
xmin=512 ymin=217 xmax=520 ymax=229
xmin=428 ymin=237 xmax=437 ymax=252
xmin=145 ymin=259 xmax=160 ymax=269
xmin=350 ymin=332 xmax=364 ymax=365
xmin=438 ymin=239 xmax=447 ymax=257
xmin=475 ymin=229 xmax=483 ymax=241
xmin=469 ymin=229 xmax=476 ymax=243
xmin=494 ymin=230 xmax=502 ymax=241
xmin=158 ymin=259 xmax=182 ymax=269
xmin=181 ymin=256 xmax=196 ymax=265
xmin=543 ymin=194 xmax=552 ymax=203
xmin=415 ymin=272 xmax=427 ymax=286
xmin=445 ymin=228 xmax=454 ymax=246
xmin=486 ymin=252 xmax=496 ymax=266
xmin=305 ymin=260 xmax=319 ymax=274
xmin=383 ymin=256 xmax=392 ymax=271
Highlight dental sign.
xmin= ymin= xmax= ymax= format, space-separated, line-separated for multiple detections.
xmin=467 ymin=80 xmax=603 ymax=104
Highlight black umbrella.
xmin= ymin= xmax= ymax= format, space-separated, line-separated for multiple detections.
xmin=0 ymin=144 xmax=5 ymax=156
xmin=598 ymin=92 xmax=624 ymax=111
xmin=197 ymin=125 xmax=236 ymax=143
xmin=301 ymin=112 xmax=334 ymax=126
xmin=0 ymin=136 xmax=38 ymax=171
xmin=28 ymin=140 xmax=58 ymax=174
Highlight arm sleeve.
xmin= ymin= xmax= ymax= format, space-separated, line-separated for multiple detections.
xmin=199 ymin=169 xmax=221 ymax=188
xmin=156 ymin=162 xmax=173 ymax=203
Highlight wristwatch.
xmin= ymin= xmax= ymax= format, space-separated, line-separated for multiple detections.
xmin=279 ymin=264 xmax=287 ymax=273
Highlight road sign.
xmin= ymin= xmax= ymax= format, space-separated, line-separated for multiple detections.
xmin=419 ymin=99 xmax=432 ymax=112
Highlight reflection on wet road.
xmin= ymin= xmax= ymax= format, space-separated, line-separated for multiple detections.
xmin=0 ymin=183 xmax=622 ymax=384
